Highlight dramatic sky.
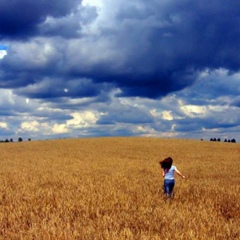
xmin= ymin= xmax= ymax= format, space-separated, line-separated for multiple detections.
xmin=0 ymin=0 xmax=239 ymax=141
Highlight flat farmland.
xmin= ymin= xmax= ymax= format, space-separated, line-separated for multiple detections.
xmin=0 ymin=137 xmax=239 ymax=239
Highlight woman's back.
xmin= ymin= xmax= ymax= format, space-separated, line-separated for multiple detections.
xmin=164 ymin=166 xmax=176 ymax=180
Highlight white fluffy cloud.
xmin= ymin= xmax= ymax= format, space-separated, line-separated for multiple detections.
xmin=0 ymin=122 xmax=7 ymax=129
xmin=0 ymin=49 xmax=7 ymax=59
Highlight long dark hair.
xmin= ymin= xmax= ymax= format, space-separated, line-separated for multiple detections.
xmin=159 ymin=157 xmax=173 ymax=170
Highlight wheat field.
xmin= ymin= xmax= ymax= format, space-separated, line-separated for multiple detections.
xmin=0 ymin=137 xmax=239 ymax=239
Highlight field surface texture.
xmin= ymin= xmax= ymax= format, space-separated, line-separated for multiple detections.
xmin=0 ymin=137 xmax=239 ymax=240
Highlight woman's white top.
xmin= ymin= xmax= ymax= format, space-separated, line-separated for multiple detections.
xmin=164 ymin=166 xmax=176 ymax=180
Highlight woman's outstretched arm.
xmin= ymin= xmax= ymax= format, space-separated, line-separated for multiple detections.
xmin=175 ymin=168 xmax=185 ymax=179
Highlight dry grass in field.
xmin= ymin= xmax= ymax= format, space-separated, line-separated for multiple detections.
xmin=0 ymin=137 xmax=239 ymax=239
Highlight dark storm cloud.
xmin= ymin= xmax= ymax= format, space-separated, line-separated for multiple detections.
xmin=14 ymin=78 xmax=105 ymax=99
xmin=0 ymin=70 xmax=38 ymax=88
xmin=0 ymin=0 xmax=80 ymax=39
xmin=231 ymin=97 xmax=240 ymax=107
xmin=61 ymin=0 xmax=240 ymax=99
xmin=0 ymin=0 xmax=239 ymax=141
xmin=1 ymin=0 xmax=240 ymax=100
xmin=176 ymin=70 xmax=240 ymax=110
xmin=38 ymin=5 xmax=98 ymax=38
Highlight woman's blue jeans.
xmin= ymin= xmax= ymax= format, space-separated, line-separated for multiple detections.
xmin=164 ymin=179 xmax=175 ymax=196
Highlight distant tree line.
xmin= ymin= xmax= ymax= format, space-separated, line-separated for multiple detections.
xmin=210 ymin=138 xmax=236 ymax=143
xmin=0 ymin=137 xmax=31 ymax=143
